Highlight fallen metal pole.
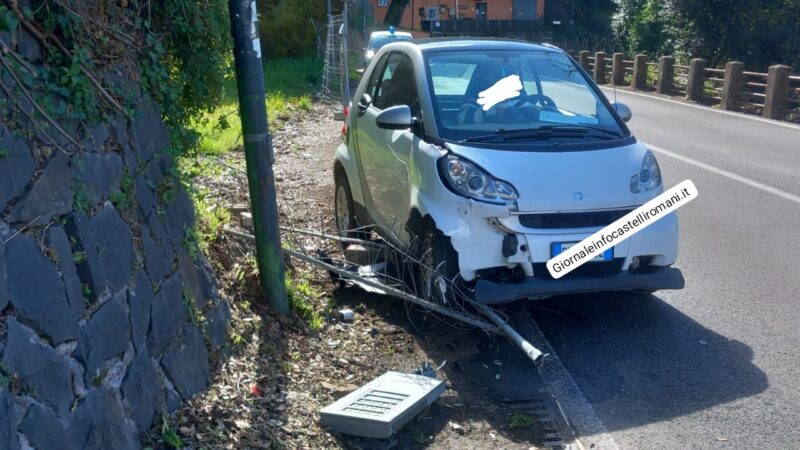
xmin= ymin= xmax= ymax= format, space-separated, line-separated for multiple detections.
xmin=476 ymin=304 xmax=544 ymax=363
xmin=284 ymin=247 xmax=496 ymax=331
xmin=279 ymin=226 xmax=384 ymax=247
xmin=228 ymin=0 xmax=289 ymax=316
xmin=225 ymin=227 xmax=545 ymax=361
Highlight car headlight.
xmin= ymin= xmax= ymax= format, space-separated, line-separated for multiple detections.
xmin=366 ymin=50 xmax=375 ymax=59
xmin=630 ymin=150 xmax=662 ymax=193
xmin=439 ymin=155 xmax=518 ymax=204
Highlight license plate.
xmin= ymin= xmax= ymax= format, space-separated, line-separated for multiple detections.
xmin=551 ymin=242 xmax=613 ymax=262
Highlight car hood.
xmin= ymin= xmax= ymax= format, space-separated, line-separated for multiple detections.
xmin=445 ymin=142 xmax=648 ymax=212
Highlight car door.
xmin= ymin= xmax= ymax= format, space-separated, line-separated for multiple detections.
xmin=353 ymin=51 xmax=421 ymax=242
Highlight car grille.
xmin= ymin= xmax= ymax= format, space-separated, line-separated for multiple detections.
xmin=518 ymin=208 xmax=634 ymax=229
xmin=533 ymin=258 xmax=625 ymax=280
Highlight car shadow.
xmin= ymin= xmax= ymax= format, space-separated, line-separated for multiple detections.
xmin=525 ymin=291 xmax=769 ymax=435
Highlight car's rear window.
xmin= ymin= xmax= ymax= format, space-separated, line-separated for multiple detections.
xmin=368 ymin=35 xmax=412 ymax=50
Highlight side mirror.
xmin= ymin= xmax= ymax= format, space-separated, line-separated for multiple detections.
xmin=612 ymin=102 xmax=632 ymax=122
xmin=376 ymin=105 xmax=413 ymax=130
xmin=357 ymin=93 xmax=372 ymax=116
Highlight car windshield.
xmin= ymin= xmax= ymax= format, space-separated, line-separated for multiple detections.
xmin=425 ymin=50 xmax=626 ymax=142
xmin=368 ymin=34 xmax=412 ymax=51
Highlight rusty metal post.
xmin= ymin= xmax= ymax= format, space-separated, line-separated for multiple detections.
xmin=656 ymin=56 xmax=675 ymax=94
xmin=633 ymin=54 xmax=648 ymax=90
xmin=612 ymin=52 xmax=625 ymax=85
xmin=685 ymin=58 xmax=707 ymax=101
xmin=764 ymin=64 xmax=791 ymax=120
xmin=594 ymin=51 xmax=607 ymax=84
xmin=721 ymin=61 xmax=745 ymax=111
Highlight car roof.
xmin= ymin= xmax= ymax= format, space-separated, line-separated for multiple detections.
xmin=370 ymin=31 xmax=413 ymax=37
xmin=407 ymin=37 xmax=560 ymax=53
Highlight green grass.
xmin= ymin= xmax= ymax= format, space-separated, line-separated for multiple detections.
xmin=508 ymin=414 xmax=536 ymax=429
xmin=193 ymin=57 xmax=322 ymax=157
xmin=286 ymin=277 xmax=332 ymax=331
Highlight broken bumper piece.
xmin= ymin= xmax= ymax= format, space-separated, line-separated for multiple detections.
xmin=474 ymin=267 xmax=685 ymax=304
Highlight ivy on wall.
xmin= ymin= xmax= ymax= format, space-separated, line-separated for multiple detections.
xmin=0 ymin=0 xmax=231 ymax=156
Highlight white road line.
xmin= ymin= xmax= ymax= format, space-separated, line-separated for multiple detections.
xmin=645 ymin=143 xmax=800 ymax=206
xmin=514 ymin=311 xmax=621 ymax=450
xmin=600 ymin=87 xmax=800 ymax=131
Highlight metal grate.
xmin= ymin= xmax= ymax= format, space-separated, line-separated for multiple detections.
xmin=343 ymin=390 xmax=409 ymax=416
xmin=519 ymin=208 xmax=634 ymax=229
xmin=320 ymin=371 xmax=445 ymax=438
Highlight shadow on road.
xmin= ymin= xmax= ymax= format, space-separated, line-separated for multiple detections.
xmin=527 ymin=292 xmax=768 ymax=434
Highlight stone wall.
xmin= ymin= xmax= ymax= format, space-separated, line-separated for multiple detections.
xmin=0 ymin=30 xmax=230 ymax=450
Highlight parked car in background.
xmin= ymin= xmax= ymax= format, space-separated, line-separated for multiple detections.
xmin=364 ymin=28 xmax=413 ymax=65
xmin=334 ymin=38 xmax=684 ymax=305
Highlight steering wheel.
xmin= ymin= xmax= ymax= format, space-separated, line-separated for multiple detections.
xmin=514 ymin=93 xmax=558 ymax=110
xmin=458 ymin=100 xmax=485 ymax=125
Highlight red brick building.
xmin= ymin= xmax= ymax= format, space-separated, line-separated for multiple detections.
xmin=369 ymin=0 xmax=546 ymax=32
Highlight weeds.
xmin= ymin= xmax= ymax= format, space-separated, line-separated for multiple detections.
xmin=297 ymin=95 xmax=312 ymax=111
xmin=285 ymin=277 xmax=328 ymax=331
xmin=161 ymin=416 xmax=183 ymax=449
xmin=413 ymin=430 xmax=433 ymax=445
xmin=508 ymin=414 xmax=536 ymax=429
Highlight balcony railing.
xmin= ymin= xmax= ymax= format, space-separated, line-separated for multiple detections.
xmin=420 ymin=19 xmax=542 ymax=34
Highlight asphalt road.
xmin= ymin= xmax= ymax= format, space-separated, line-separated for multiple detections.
xmin=527 ymin=89 xmax=800 ymax=449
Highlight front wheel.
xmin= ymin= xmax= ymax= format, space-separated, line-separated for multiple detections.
xmin=416 ymin=223 xmax=460 ymax=305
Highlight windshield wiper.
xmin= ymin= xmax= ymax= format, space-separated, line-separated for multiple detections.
xmin=461 ymin=125 xmax=622 ymax=143
xmin=533 ymin=124 xmax=624 ymax=138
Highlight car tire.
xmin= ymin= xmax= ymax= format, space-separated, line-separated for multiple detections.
xmin=416 ymin=222 xmax=460 ymax=305
xmin=334 ymin=173 xmax=367 ymax=244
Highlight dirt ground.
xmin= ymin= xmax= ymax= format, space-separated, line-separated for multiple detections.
xmin=148 ymin=101 xmax=572 ymax=449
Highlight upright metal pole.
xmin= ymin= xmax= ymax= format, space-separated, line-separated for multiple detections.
xmin=363 ymin=0 xmax=367 ymax=37
xmin=569 ymin=0 xmax=575 ymax=50
xmin=342 ymin=2 xmax=351 ymax=106
xmin=228 ymin=0 xmax=289 ymax=316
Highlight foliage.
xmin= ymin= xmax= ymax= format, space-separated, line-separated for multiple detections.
xmin=0 ymin=1 xmax=232 ymax=158
xmin=257 ymin=0 xmax=336 ymax=59
xmin=161 ymin=416 xmax=183 ymax=449
xmin=545 ymin=0 xmax=618 ymax=49
xmin=508 ymin=414 xmax=536 ymax=429
xmin=145 ymin=0 xmax=233 ymax=154
xmin=285 ymin=277 xmax=328 ymax=331
xmin=192 ymin=57 xmax=321 ymax=156
xmin=614 ymin=0 xmax=800 ymax=70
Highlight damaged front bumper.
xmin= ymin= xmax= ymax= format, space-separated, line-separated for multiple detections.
xmin=473 ymin=267 xmax=685 ymax=304
xmin=427 ymin=194 xmax=683 ymax=304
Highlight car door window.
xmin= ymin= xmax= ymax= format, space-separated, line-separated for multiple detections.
xmin=365 ymin=53 xmax=390 ymax=100
xmin=372 ymin=53 xmax=420 ymax=119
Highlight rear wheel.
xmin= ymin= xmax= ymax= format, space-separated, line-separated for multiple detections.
xmin=334 ymin=173 xmax=366 ymax=243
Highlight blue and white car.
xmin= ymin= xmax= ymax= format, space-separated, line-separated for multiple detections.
xmin=334 ymin=39 xmax=684 ymax=304
xmin=364 ymin=29 xmax=413 ymax=64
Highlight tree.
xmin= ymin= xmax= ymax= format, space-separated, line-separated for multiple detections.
xmin=614 ymin=0 xmax=800 ymax=70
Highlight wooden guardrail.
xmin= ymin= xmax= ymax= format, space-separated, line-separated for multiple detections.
xmin=566 ymin=49 xmax=800 ymax=123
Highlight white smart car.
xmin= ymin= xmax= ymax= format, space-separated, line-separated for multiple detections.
xmin=334 ymin=39 xmax=684 ymax=304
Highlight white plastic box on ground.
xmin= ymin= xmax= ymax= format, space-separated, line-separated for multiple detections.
xmin=319 ymin=371 xmax=446 ymax=439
